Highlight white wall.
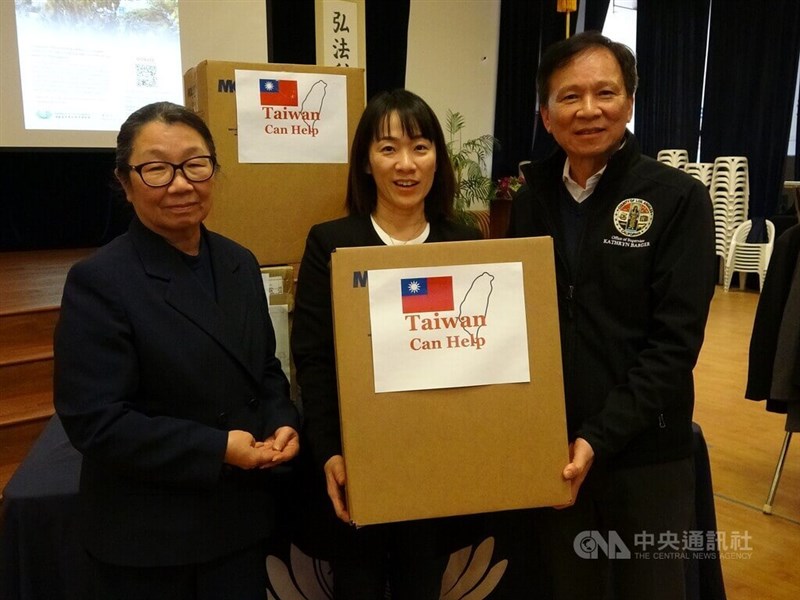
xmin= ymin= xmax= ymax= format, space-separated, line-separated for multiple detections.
xmin=405 ymin=0 xmax=501 ymax=173
xmin=179 ymin=0 xmax=268 ymax=70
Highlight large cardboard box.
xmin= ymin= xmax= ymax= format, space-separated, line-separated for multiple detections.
xmin=331 ymin=237 xmax=570 ymax=526
xmin=184 ymin=60 xmax=365 ymax=265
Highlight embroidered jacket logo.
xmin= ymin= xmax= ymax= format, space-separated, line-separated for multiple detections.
xmin=613 ymin=198 xmax=654 ymax=237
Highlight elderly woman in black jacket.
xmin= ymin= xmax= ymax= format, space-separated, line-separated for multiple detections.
xmin=54 ymin=101 xmax=299 ymax=600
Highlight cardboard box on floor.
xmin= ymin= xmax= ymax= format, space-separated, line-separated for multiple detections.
xmin=260 ymin=266 xmax=296 ymax=401
xmin=260 ymin=265 xmax=295 ymax=311
xmin=331 ymin=237 xmax=570 ymax=526
xmin=184 ymin=60 xmax=364 ymax=265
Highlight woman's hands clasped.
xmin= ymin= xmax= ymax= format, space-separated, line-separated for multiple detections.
xmin=224 ymin=427 xmax=299 ymax=470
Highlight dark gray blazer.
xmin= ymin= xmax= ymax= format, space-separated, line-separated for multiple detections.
xmin=54 ymin=217 xmax=299 ymax=567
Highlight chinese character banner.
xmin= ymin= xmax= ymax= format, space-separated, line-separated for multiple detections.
xmin=322 ymin=1 xmax=359 ymax=67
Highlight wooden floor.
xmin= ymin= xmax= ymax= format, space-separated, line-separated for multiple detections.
xmin=693 ymin=288 xmax=799 ymax=600
xmin=0 ymin=248 xmax=94 ymax=315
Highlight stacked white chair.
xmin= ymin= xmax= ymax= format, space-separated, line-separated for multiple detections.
xmin=684 ymin=162 xmax=714 ymax=188
xmin=656 ymin=149 xmax=689 ymax=169
xmin=723 ymin=219 xmax=775 ymax=292
xmin=710 ymin=156 xmax=750 ymax=277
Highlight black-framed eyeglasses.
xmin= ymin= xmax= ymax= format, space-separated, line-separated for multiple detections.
xmin=128 ymin=155 xmax=216 ymax=188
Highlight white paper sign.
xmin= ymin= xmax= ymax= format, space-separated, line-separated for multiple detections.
xmin=235 ymin=70 xmax=348 ymax=163
xmin=368 ymin=263 xmax=531 ymax=393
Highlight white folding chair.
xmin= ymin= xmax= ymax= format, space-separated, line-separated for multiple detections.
xmin=657 ymin=149 xmax=689 ymax=169
xmin=723 ymin=219 xmax=775 ymax=292
xmin=684 ymin=162 xmax=714 ymax=188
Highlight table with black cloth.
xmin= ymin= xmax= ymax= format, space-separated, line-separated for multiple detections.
xmin=0 ymin=415 xmax=93 ymax=600
xmin=1 ymin=416 xmax=726 ymax=600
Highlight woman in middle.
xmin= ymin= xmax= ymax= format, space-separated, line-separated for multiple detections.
xmin=291 ymin=89 xmax=483 ymax=599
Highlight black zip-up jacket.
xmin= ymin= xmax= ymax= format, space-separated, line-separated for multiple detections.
xmin=509 ymin=132 xmax=715 ymax=468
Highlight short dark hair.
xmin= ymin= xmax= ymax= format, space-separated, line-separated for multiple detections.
xmin=536 ymin=30 xmax=638 ymax=107
xmin=346 ymin=89 xmax=456 ymax=222
xmin=115 ymin=101 xmax=217 ymax=184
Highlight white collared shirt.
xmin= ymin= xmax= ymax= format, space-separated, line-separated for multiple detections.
xmin=561 ymin=138 xmax=627 ymax=203
xmin=370 ymin=215 xmax=430 ymax=246
xmin=562 ymin=159 xmax=607 ymax=204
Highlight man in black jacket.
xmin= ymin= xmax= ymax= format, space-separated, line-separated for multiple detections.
xmin=508 ymin=31 xmax=715 ymax=599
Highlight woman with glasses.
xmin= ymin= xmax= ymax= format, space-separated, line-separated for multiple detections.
xmin=54 ymin=101 xmax=300 ymax=599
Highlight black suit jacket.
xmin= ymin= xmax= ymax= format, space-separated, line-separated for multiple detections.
xmin=289 ymin=214 xmax=483 ymax=558
xmin=746 ymin=224 xmax=800 ymax=411
xmin=54 ymin=218 xmax=300 ymax=567
xmin=291 ymin=214 xmax=482 ymax=470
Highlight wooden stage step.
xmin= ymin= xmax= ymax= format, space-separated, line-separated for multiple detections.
xmin=0 ymin=309 xmax=60 ymax=366
xmin=0 ymin=248 xmax=94 ymax=491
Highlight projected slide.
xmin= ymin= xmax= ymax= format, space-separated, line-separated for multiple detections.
xmin=15 ymin=0 xmax=183 ymax=132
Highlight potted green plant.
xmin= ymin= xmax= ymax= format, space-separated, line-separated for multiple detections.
xmin=444 ymin=110 xmax=498 ymax=226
